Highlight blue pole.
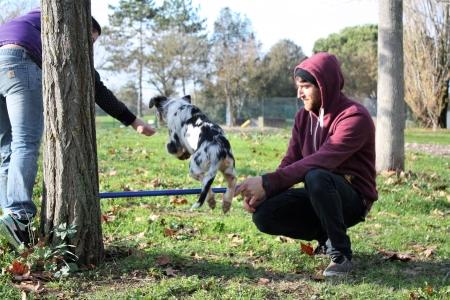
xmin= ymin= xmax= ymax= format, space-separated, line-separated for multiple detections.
xmin=99 ymin=187 xmax=227 ymax=199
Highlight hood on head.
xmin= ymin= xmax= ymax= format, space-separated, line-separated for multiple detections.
xmin=294 ymin=52 xmax=344 ymax=113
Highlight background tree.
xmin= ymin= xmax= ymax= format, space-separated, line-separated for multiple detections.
xmin=404 ymin=0 xmax=449 ymax=129
xmin=114 ymin=81 xmax=139 ymax=113
xmin=146 ymin=31 xmax=179 ymax=96
xmin=149 ymin=0 xmax=208 ymax=96
xmin=313 ymin=25 xmax=378 ymax=100
xmin=0 ymin=0 xmax=37 ymax=24
xmin=41 ymin=0 xmax=103 ymax=265
xmin=259 ymin=39 xmax=305 ymax=97
xmin=210 ymin=7 xmax=261 ymax=126
xmin=376 ymin=0 xmax=405 ymax=172
xmin=103 ymin=0 xmax=157 ymax=117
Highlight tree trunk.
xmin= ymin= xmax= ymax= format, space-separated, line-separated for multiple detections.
xmin=138 ymin=61 xmax=143 ymax=117
xmin=376 ymin=0 xmax=405 ymax=171
xmin=137 ymin=22 xmax=143 ymax=117
xmin=438 ymin=80 xmax=448 ymax=129
xmin=41 ymin=0 xmax=104 ymax=266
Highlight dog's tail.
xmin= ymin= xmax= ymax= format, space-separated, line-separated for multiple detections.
xmin=191 ymin=175 xmax=215 ymax=210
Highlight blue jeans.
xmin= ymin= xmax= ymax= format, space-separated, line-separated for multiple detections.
xmin=0 ymin=48 xmax=43 ymax=219
xmin=253 ymin=169 xmax=367 ymax=260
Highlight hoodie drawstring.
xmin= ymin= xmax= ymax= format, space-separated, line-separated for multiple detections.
xmin=310 ymin=108 xmax=324 ymax=152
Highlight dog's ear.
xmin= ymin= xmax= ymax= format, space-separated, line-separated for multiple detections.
xmin=182 ymin=95 xmax=191 ymax=103
xmin=149 ymin=96 xmax=168 ymax=108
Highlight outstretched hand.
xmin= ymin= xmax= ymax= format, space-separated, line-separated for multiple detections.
xmin=131 ymin=118 xmax=156 ymax=136
xmin=235 ymin=176 xmax=266 ymax=213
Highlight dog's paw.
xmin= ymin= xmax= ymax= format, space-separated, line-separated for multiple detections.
xmin=222 ymin=201 xmax=231 ymax=214
xmin=207 ymin=196 xmax=216 ymax=209
xmin=178 ymin=151 xmax=191 ymax=160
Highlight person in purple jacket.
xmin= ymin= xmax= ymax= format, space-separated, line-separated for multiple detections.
xmin=236 ymin=52 xmax=377 ymax=277
xmin=0 ymin=9 xmax=156 ymax=250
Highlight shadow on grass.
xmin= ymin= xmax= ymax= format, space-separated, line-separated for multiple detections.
xmin=350 ymin=252 xmax=450 ymax=290
xmin=85 ymin=245 xmax=450 ymax=292
xmin=101 ymin=245 xmax=309 ymax=283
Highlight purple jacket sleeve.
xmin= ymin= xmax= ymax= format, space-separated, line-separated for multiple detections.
xmin=262 ymin=111 xmax=370 ymax=198
xmin=277 ymin=117 xmax=303 ymax=169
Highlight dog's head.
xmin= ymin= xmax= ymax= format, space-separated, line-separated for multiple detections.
xmin=149 ymin=95 xmax=191 ymax=124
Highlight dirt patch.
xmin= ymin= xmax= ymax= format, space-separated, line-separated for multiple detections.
xmin=405 ymin=143 xmax=450 ymax=156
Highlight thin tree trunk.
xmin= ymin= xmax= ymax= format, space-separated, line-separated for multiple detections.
xmin=41 ymin=0 xmax=104 ymax=265
xmin=438 ymin=80 xmax=448 ymax=129
xmin=376 ymin=0 xmax=405 ymax=172
xmin=137 ymin=22 xmax=144 ymax=117
xmin=138 ymin=61 xmax=143 ymax=117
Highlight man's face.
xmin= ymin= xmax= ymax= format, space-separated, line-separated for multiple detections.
xmin=295 ymin=77 xmax=321 ymax=113
xmin=91 ymin=30 xmax=100 ymax=44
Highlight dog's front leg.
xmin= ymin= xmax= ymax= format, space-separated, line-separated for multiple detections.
xmin=206 ymin=189 xmax=216 ymax=209
xmin=221 ymin=161 xmax=237 ymax=214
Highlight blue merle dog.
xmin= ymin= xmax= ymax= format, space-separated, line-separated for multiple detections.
xmin=149 ymin=95 xmax=237 ymax=213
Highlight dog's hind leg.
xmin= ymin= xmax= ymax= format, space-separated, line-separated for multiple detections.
xmin=221 ymin=158 xmax=237 ymax=213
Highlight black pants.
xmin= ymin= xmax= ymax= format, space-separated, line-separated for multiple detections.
xmin=253 ymin=169 xmax=367 ymax=260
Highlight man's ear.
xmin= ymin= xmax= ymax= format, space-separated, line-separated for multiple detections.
xmin=149 ymin=95 xmax=168 ymax=108
xmin=182 ymin=95 xmax=191 ymax=103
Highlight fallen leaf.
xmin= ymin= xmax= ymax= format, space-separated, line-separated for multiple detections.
xmin=155 ymin=255 xmax=171 ymax=266
xmin=164 ymin=228 xmax=177 ymax=237
xmin=169 ymin=196 xmax=188 ymax=206
xmin=300 ymin=242 xmax=314 ymax=256
xmin=150 ymin=178 xmax=162 ymax=188
xmin=257 ymin=277 xmax=270 ymax=285
xmin=165 ymin=267 xmax=177 ymax=276
xmin=228 ymin=234 xmax=244 ymax=247
xmin=311 ymin=271 xmax=325 ymax=281
xmin=190 ymin=252 xmax=203 ymax=260
xmin=431 ymin=209 xmax=447 ymax=217
xmin=148 ymin=214 xmax=159 ymax=223
xmin=380 ymin=170 xmax=397 ymax=177
xmin=7 ymin=260 xmax=29 ymax=276
xmin=101 ymin=214 xmax=116 ymax=223
xmin=423 ymin=247 xmax=436 ymax=258
xmin=379 ymin=249 xmax=413 ymax=262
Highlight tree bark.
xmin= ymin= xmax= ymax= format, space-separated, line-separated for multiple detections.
xmin=41 ymin=0 xmax=104 ymax=265
xmin=376 ymin=0 xmax=405 ymax=172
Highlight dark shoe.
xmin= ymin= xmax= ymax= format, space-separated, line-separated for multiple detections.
xmin=323 ymin=255 xmax=352 ymax=277
xmin=0 ymin=214 xmax=31 ymax=250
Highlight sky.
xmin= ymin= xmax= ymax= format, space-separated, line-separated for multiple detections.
xmin=91 ymin=0 xmax=379 ymax=56
xmin=90 ymin=0 xmax=379 ymax=97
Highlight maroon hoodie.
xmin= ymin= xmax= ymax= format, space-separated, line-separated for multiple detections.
xmin=262 ymin=52 xmax=377 ymax=208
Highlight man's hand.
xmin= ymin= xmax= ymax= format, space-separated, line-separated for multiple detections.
xmin=131 ymin=118 xmax=156 ymax=136
xmin=235 ymin=176 xmax=266 ymax=213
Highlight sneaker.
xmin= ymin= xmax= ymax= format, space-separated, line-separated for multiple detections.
xmin=0 ymin=214 xmax=31 ymax=250
xmin=323 ymin=255 xmax=352 ymax=277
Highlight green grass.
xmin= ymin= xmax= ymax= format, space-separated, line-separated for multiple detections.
xmin=405 ymin=128 xmax=450 ymax=145
xmin=0 ymin=116 xmax=449 ymax=299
